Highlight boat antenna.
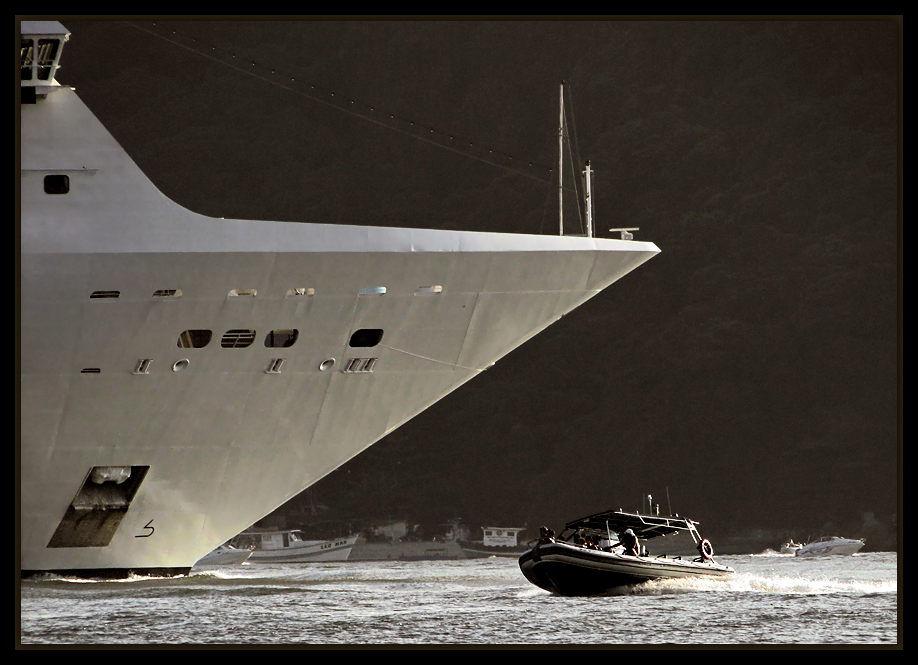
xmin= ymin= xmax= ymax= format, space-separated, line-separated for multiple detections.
xmin=666 ymin=487 xmax=672 ymax=516
xmin=583 ymin=160 xmax=593 ymax=239
xmin=558 ymin=81 xmax=564 ymax=236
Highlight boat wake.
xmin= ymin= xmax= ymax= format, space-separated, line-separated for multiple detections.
xmin=624 ymin=575 xmax=735 ymax=595
xmin=559 ymin=566 xmax=897 ymax=596
xmin=752 ymin=549 xmax=796 ymax=557
xmin=20 ymin=571 xmax=188 ymax=585
xmin=711 ymin=573 xmax=895 ymax=595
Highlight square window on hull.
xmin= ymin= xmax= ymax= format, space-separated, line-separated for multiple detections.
xmin=44 ymin=174 xmax=69 ymax=194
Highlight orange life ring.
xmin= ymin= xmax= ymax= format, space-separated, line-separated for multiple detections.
xmin=700 ymin=539 xmax=714 ymax=559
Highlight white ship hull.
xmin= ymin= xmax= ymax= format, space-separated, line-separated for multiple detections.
xmin=19 ymin=22 xmax=659 ymax=577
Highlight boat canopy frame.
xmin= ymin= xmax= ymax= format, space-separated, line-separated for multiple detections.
xmin=560 ymin=510 xmax=704 ymax=545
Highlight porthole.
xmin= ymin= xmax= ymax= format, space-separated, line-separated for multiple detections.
xmin=172 ymin=359 xmax=189 ymax=372
xmin=319 ymin=359 xmax=336 ymax=372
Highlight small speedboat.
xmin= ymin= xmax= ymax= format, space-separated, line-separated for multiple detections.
xmin=519 ymin=510 xmax=734 ymax=596
xmin=780 ymin=540 xmax=803 ymax=555
xmin=192 ymin=544 xmax=253 ymax=569
xmin=795 ymin=536 xmax=865 ymax=557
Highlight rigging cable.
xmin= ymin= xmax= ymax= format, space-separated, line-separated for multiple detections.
xmin=123 ymin=21 xmax=594 ymax=236
xmin=124 ymin=21 xmax=574 ymax=189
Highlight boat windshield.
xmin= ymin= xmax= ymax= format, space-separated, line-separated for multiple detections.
xmin=562 ymin=510 xmax=702 ymax=541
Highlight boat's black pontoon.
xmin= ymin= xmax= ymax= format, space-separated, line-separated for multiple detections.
xmin=518 ymin=510 xmax=734 ymax=596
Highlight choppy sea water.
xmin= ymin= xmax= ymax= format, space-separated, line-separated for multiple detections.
xmin=19 ymin=552 xmax=898 ymax=646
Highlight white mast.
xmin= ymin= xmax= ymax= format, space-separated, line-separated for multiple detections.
xmin=583 ymin=160 xmax=593 ymax=238
xmin=559 ymin=81 xmax=594 ymax=238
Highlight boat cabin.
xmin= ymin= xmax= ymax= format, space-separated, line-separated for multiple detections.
xmin=482 ymin=527 xmax=525 ymax=548
xmin=233 ymin=530 xmax=309 ymax=551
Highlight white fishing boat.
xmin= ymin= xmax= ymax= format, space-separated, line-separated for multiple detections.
xmin=20 ymin=21 xmax=659 ymax=578
xmin=795 ymin=536 xmax=865 ymax=557
xmin=519 ymin=510 xmax=734 ymax=596
xmin=192 ymin=544 xmax=253 ymax=569
xmin=230 ymin=531 xmax=358 ymax=563
xmin=461 ymin=527 xmax=528 ymax=558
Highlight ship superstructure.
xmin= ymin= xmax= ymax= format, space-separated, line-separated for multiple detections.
xmin=19 ymin=21 xmax=659 ymax=577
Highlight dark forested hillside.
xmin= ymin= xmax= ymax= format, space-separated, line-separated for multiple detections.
xmin=50 ymin=18 xmax=900 ymax=551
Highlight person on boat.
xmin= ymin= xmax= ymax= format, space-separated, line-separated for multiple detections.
xmin=539 ymin=526 xmax=555 ymax=543
xmin=619 ymin=529 xmax=640 ymax=556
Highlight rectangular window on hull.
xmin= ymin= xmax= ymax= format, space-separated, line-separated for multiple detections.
xmin=265 ymin=329 xmax=298 ymax=348
xmin=20 ymin=38 xmax=33 ymax=80
xmin=21 ymin=38 xmax=62 ymax=82
xmin=349 ymin=329 xmax=384 ymax=348
xmin=221 ymin=329 xmax=256 ymax=348
xmin=177 ymin=330 xmax=212 ymax=348
xmin=36 ymin=38 xmax=60 ymax=81
xmin=44 ymin=174 xmax=69 ymax=194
